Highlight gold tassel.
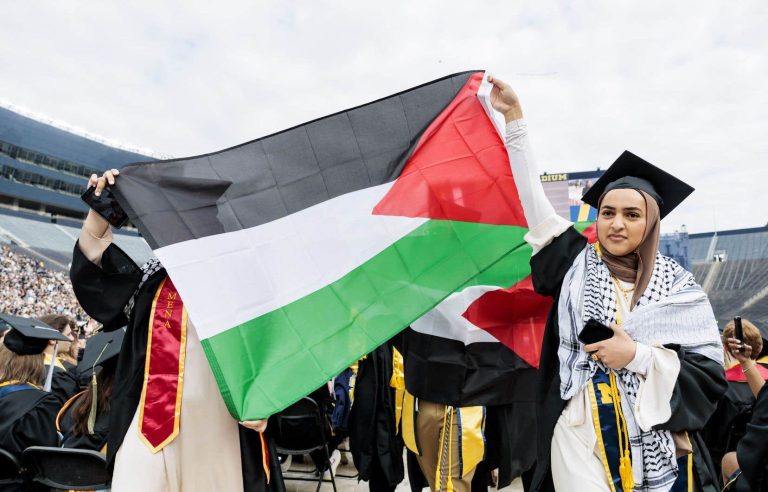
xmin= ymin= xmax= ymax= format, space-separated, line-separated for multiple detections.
xmin=87 ymin=371 xmax=98 ymax=435
xmin=619 ymin=456 xmax=634 ymax=492
xmin=609 ymin=372 xmax=635 ymax=492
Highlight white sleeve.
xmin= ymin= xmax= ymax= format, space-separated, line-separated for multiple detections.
xmin=625 ymin=342 xmax=653 ymax=376
xmin=505 ymin=119 xmax=572 ymax=254
xmin=633 ymin=345 xmax=681 ymax=432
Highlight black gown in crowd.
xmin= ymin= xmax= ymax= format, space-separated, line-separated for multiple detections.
xmin=731 ymin=384 xmax=768 ymax=491
xmin=0 ymin=387 xmax=60 ymax=457
xmin=529 ymin=228 xmax=728 ymax=492
xmin=58 ymin=393 xmax=110 ymax=452
xmin=0 ymin=386 xmax=60 ymax=491
xmin=69 ymin=241 xmax=277 ymax=492
xmin=702 ymin=380 xmax=756 ymax=479
xmin=349 ymin=342 xmax=405 ymax=492
xmin=44 ymin=361 xmax=80 ymax=404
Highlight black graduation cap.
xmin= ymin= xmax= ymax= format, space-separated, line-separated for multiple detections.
xmin=0 ymin=313 xmax=70 ymax=356
xmin=581 ymin=151 xmax=695 ymax=219
xmin=78 ymin=328 xmax=125 ymax=372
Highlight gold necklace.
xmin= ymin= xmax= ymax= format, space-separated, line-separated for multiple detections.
xmin=611 ymin=275 xmax=634 ymax=309
xmin=612 ymin=276 xmax=634 ymax=294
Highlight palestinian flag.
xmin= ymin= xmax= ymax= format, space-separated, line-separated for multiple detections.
xmin=115 ymin=71 xmax=530 ymax=420
xmin=405 ymin=221 xmax=596 ymax=406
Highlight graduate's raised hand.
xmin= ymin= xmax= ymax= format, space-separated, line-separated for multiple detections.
xmin=487 ymin=75 xmax=523 ymax=122
xmin=89 ymin=168 xmax=120 ymax=197
xmin=83 ymin=169 xmax=120 ymax=237
xmin=240 ymin=419 xmax=268 ymax=433
xmin=584 ymin=323 xmax=637 ymax=370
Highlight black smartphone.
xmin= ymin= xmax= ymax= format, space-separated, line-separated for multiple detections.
xmin=733 ymin=316 xmax=743 ymax=352
xmin=578 ymin=318 xmax=614 ymax=345
xmin=81 ymin=185 xmax=129 ymax=229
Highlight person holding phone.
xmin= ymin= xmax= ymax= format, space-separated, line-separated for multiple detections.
xmin=70 ymin=170 xmax=280 ymax=492
xmin=487 ymin=75 xmax=727 ymax=491
xmin=702 ymin=318 xmax=768 ymax=481
xmin=723 ymin=318 xmax=767 ymax=398
xmin=716 ymin=318 xmax=768 ymax=489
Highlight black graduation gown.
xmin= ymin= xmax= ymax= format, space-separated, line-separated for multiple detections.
xmin=528 ymin=227 xmax=728 ymax=492
xmin=349 ymin=343 xmax=405 ymax=491
xmin=70 ymin=241 xmax=275 ymax=492
xmin=0 ymin=385 xmax=60 ymax=456
xmin=58 ymin=394 xmax=109 ymax=452
xmin=733 ymin=384 xmax=768 ymax=491
xmin=43 ymin=362 xmax=81 ymax=404
xmin=702 ymin=381 xmax=755 ymax=479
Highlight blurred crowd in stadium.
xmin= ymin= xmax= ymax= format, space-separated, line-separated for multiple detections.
xmin=0 ymin=244 xmax=86 ymax=320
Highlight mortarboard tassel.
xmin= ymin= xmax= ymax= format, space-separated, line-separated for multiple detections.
xmin=43 ymin=341 xmax=58 ymax=392
xmin=87 ymin=342 xmax=110 ymax=435
xmin=87 ymin=371 xmax=98 ymax=434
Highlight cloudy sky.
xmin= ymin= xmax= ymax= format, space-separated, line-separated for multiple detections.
xmin=1 ymin=0 xmax=766 ymax=233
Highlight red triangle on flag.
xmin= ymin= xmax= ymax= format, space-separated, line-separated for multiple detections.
xmin=373 ymin=72 xmax=527 ymax=227
xmin=462 ymin=225 xmax=598 ymax=368
xmin=461 ymin=276 xmax=551 ymax=368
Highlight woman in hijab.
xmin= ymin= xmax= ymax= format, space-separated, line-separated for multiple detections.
xmin=488 ymin=75 xmax=727 ymax=492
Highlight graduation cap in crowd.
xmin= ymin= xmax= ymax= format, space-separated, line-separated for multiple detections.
xmin=78 ymin=327 xmax=125 ymax=374
xmin=0 ymin=313 xmax=69 ymax=356
xmin=581 ymin=151 xmax=695 ymax=219
xmin=0 ymin=313 xmax=71 ymax=393
xmin=78 ymin=327 xmax=125 ymax=434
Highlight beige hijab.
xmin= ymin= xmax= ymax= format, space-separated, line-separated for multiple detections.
xmin=598 ymin=189 xmax=661 ymax=307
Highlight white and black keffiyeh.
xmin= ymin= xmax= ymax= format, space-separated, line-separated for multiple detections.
xmin=557 ymin=244 xmax=722 ymax=491
xmin=122 ymin=257 xmax=163 ymax=318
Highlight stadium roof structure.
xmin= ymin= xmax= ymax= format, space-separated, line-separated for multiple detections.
xmin=689 ymin=226 xmax=768 ymax=263
xmin=0 ymin=102 xmax=163 ymax=218
xmin=0 ymin=100 xmax=170 ymax=162
xmin=0 ymin=105 xmax=159 ymax=171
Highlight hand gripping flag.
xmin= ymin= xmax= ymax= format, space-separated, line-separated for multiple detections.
xmin=115 ymin=71 xmax=534 ymax=420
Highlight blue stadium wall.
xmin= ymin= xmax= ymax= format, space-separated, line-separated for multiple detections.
xmin=0 ymin=106 xmax=154 ymax=218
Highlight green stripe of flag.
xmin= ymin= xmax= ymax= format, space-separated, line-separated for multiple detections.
xmin=456 ymin=221 xmax=594 ymax=291
xmin=201 ymin=219 xmax=527 ymax=419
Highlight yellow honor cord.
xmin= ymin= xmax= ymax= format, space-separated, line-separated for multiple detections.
xmin=609 ymin=372 xmax=634 ymax=491
xmin=435 ymin=408 xmax=447 ymax=490
xmin=435 ymin=406 xmax=456 ymax=492
xmin=595 ymin=242 xmax=634 ymax=491
xmin=446 ymin=409 xmax=454 ymax=492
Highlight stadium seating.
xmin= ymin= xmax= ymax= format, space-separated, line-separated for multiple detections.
xmin=682 ymin=226 xmax=768 ymax=328
xmin=0 ymin=213 xmax=75 ymax=252
xmin=696 ymin=259 xmax=768 ymax=327
xmin=0 ymin=210 xmax=153 ymax=267
xmin=689 ymin=227 xmax=768 ymax=263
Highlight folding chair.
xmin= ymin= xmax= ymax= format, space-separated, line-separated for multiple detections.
xmin=273 ymin=396 xmax=338 ymax=492
xmin=0 ymin=447 xmax=24 ymax=487
xmin=22 ymin=446 xmax=111 ymax=490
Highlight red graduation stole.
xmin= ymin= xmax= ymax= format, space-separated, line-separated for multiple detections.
xmin=138 ymin=277 xmax=188 ymax=452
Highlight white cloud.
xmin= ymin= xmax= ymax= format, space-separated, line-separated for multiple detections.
xmin=1 ymin=0 xmax=766 ymax=233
